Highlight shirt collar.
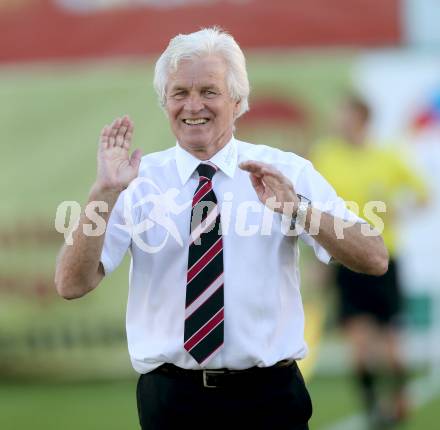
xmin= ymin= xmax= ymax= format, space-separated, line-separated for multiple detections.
xmin=175 ymin=136 xmax=238 ymax=185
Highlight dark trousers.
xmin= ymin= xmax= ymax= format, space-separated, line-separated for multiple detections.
xmin=136 ymin=362 xmax=312 ymax=430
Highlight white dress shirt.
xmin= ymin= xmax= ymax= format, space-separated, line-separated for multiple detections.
xmin=100 ymin=137 xmax=363 ymax=373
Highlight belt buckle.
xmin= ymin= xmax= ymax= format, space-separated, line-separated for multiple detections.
xmin=202 ymin=369 xmax=225 ymax=388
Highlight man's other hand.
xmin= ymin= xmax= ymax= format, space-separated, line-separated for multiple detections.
xmin=239 ymin=160 xmax=299 ymax=215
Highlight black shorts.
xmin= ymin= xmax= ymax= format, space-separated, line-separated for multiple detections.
xmin=334 ymin=259 xmax=402 ymax=326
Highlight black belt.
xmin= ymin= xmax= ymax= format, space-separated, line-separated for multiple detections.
xmin=153 ymin=359 xmax=297 ymax=388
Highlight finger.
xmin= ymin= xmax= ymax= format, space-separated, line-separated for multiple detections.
xmin=109 ymin=118 xmax=121 ymax=138
xmin=241 ymin=161 xmax=292 ymax=190
xmin=115 ymin=125 xmax=128 ymax=147
xmin=108 ymin=120 xmax=117 ymax=146
xmin=126 ymin=118 xmax=134 ymax=134
xmin=239 ymin=160 xmax=267 ymax=175
xmin=100 ymin=125 xmax=110 ymax=150
xmin=261 ymin=175 xmax=288 ymax=194
xmin=108 ymin=119 xmax=121 ymax=146
xmin=123 ymin=131 xmax=133 ymax=150
xmin=100 ymin=124 xmax=110 ymax=137
xmin=123 ymin=120 xmax=134 ymax=150
xmin=121 ymin=114 xmax=131 ymax=126
xmin=240 ymin=160 xmax=267 ymax=168
xmin=260 ymin=167 xmax=291 ymax=187
xmin=240 ymin=161 xmax=280 ymax=182
xmin=240 ymin=166 xmax=264 ymax=180
xmin=120 ymin=115 xmax=130 ymax=134
xmin=250 ymin=173 xmax=265 ymax=196
xmin=109 ymin=119 xmax=119 ymax=137
xmin=260 ymin=165 xmax=285 ymax=179
xmin=129 ymin=148 xmax=142 ymax=171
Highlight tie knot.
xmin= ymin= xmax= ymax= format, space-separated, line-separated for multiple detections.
xmin=197 ymin=163 xmax=218 ymax=181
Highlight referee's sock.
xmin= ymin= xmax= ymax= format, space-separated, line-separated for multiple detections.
xmin=356 ymin=367 xmax=377 ymax=415
xmin=390 ymin=365 xmax=409 ymax=422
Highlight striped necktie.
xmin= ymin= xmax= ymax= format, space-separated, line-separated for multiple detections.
xmin=184 ymin=162 xmax=224 ymax=366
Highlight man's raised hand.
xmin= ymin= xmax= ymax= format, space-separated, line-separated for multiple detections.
xmin=96 ymin=115 xmax=142 ymax=193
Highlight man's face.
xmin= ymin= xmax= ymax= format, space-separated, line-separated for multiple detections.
xmin=165 ymin=55 xmax=240 ymax=158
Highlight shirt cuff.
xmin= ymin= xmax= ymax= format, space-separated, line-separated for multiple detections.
xmin=100 ymin=252 xmax=115 ymax=276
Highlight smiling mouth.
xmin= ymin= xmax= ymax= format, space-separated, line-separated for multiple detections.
xmin=182 ymin=118 xmax=210 ymax=125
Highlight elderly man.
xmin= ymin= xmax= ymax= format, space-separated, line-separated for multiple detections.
xmin=55 ymin=28 xmax=388 ymax=430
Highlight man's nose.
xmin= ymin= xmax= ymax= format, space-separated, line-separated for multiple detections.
xmin=184 ymin=94 xmax=204 ymax=113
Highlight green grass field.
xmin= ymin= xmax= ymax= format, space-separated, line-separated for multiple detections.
xmin=2 ymin=53 xmax=439 ymax=429
xmin=1 ymin=374 xmax=439 ymax=429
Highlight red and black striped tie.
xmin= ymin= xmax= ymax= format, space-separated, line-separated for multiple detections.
xmin=184 ymin=162 xmax=224 ymax=366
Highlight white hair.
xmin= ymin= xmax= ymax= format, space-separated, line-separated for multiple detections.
xmin=153 ymin=27 xmax=250 ymax=118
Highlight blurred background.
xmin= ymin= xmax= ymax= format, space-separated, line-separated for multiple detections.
xmin=1 ymin=0 xmax=439 ymax=429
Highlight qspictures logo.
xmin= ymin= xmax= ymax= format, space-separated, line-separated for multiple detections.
xmin=54 ymin=177 xmax=386 ymax=254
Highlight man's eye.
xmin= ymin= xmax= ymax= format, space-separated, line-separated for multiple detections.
xmin=204 ymin=90 xmax=217 ymax=97
xmin=173 ymin=91 xmax=186 ymax=99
